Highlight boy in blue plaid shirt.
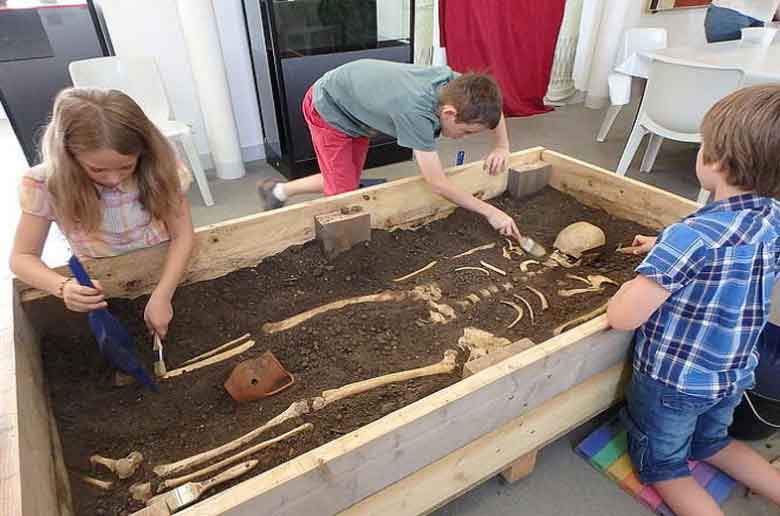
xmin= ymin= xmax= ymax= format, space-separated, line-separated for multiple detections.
xmin=608 ymin=85 xmax=780 ymax=516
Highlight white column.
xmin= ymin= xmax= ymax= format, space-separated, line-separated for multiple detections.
xmin=177 ymin=0 xmax=245 ymax=180
xmin=545 ymin=0 xmax=585 ymax=105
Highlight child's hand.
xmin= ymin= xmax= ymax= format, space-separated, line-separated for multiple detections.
xmin=486 ymin=208 xmax=522 ymax=241
xmin=144 ymin=292 xmax=173 ymax=339
xmin=484 ymin=147 xmax=510 ymax=176
xmin=630 ymin=235 xmax=657 ymax=255
xmin=62 ymin=279 xmax=107 ymax=312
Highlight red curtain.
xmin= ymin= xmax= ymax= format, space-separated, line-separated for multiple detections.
xmin=439 ymin=0 xmax=566 ymax=117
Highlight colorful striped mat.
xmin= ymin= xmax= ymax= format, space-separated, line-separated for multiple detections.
xmin=576 ymin=417 xmax=738 ymax=515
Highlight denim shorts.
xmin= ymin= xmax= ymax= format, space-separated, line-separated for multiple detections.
xmin=620 ymin=370 xmax=745 ymax=484
xmin=704 ymin=5 xmax=764 ymax=43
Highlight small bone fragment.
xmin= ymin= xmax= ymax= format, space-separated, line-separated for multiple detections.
xmin=488 ymin=285 xmax=500 ymax=294
xmin=466 ymin=293 xmax=481 ymax=304
xmin=525 ymin=286 xmax=549 ymax=310
xmin=393 ymin=260 xmax=438 ymax=282
xmin=454 ymin=266 xmax=490 ymax=276
xmin=181 ymin=333 xmax=251 ymax=366
xmin=429 ymin=311 xmax=448 ymax=324
xmin=456 ymin=300 xmax=471 ymax=311
xmin=587 ymin=275 xmax=619 ymax=288
xmin=411 ymin=283 xmax=443 ymax=302
xmin=550 ymin=252 xmax=581 ymax=269
xmin=553 ymin=303 xmax=609 ymax=336
xmin=501 ymin=282 xmax=514 ymax=291
xmin=500 ymin=301 xmax=524 ymax=329
xmin=502 ymin=247 xmax=512 ymax=260
xmin=542 ymin=258 xmax=559 ymax=269
xmin=565 ymin=274 xmax=591 ymax=285
xmin=480 ymin=261 xmax=506 ymax=276
xmin=311 ymin=350 xmax=458 ymax=411
xmin=113 ymin=370 xmax=135 ymax=387
xmin=263 ymin=291 xmax=405 ymax=334
xmin=429 ymin=301 xmax=456 ymax=322
xmin=81 ymin=475 xmax=113 ymax=490
xmin=558 ymin=286 xmax=602 ymax=297
xmin=519 ymin=260 xmax=541 ymax=273
xmin=130 ymin=482 xmax=153 ymax=502
xmin=479 ymin=288 xmax=492 ymax=298
xmin=90 ymin=451 xmax=144 ymax=479
xmin=153 ymin=400 xmax=311 ymax=478
xmin=513 ymin=294 xmax=535 ymax=325
xmin=162 ymin=340 xmax=255 ymax=379
xmin=159 ymin=423 xmax=313 ymax=491
xmin=458 ymin=327 xmax=512 ymax=361
xmin=450 ymin=242 xmax=496 ymax=259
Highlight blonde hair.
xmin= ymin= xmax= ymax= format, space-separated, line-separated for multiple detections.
xmin=701 ymin=84 xmax=780 ymax=198
xmin=41 ymin=87 xmax=181 ymax=232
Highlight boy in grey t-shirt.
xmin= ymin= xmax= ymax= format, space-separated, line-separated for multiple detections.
xmin=258 ymin=59 xmax=522 ymax=240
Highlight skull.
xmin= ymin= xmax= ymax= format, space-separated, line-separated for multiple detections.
xmin=553 ymin=222 xmax=606 ymax=258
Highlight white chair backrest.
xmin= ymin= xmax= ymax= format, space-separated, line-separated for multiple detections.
xmin=68 ymin=56 xmax=171 ymax=123
xmin=642 ymin=58 xmax=743 ymax=136
xmin=615 ymin=28 xmax=668 ymax=67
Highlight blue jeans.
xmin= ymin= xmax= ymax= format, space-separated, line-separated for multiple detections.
xmin=620 ymin=370 xmax=745 ymax=484
xmin=704 ymin=5 xmax=764 ymax=43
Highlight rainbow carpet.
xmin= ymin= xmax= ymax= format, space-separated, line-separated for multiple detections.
xmin=576 ymin=417 xmax=738 ymax=515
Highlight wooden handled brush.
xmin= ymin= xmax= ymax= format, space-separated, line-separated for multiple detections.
xmin=147 ymin=460 xmax=258 ymax=511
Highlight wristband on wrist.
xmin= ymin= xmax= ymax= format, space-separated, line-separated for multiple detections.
xmin=58 ymin=277 xmax=73 ymax=299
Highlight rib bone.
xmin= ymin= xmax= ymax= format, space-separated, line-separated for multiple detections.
xmin=310 ymin=350 xmax=458 ymax=411
xmin=480 ymin=261 xmax=506 ymax=276
xmin=153 ymin=401 xmax=311 ymax=478
xmin=450 ymin=242 xmax=495 ymax=259
xmin=159 ymin=423 xmax=313 ymax=492
xmin=525 ymin=286 xmax=549 ymax=310
xmin=565 ymin=274 xmax=591 ymax=285
xmin=553 ymin=303 xmax=609 ymax=336
xmin=263 ymin=291 xmax=405 ymax=334
xmin=454 ymin=266 xmax=490 ymax=275
xmin=500 ymin=301 xmax=524 ymax=329
xmin=513 ymin=294 xmax=535 ymax=325
xmin=519 ymin=260 xmax=541 ymax=273
xmin=162 ymin=340 xmax=255 ymax=379
xmin=181 ymin=333 xmax=251 ymax=366
xmin=393 ymin=260 xmax=438 ymax=282
xmin=558 ymin=286 xmax=603 ymax=297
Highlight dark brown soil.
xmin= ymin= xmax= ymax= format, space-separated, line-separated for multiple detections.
xmin=29 ymin=188 xmax=651 ymax=515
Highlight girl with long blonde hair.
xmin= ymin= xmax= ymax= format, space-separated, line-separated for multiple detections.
xmin=10 ymin=87 xmax=195 ymax=340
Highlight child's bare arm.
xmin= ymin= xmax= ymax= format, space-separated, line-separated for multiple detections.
xmin=144 ymin=196 xmax=195 ymax=338
xmin=607 ymin=275 xmax=670 ymax=331
xmin=10 ymin=213 xmax=106 ymax=311
xmin=484 ymin=114 xmax=510 ymax=176
xmin=414 ymin=149 xmax=521 ymax=240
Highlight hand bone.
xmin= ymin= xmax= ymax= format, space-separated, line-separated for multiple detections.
xmin=90 ymin=451 xmax=143 ymax=479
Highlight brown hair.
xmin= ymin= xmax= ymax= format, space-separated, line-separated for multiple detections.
xmin=700 ymin=84 xmax=780 ymax=198
xmin=41 ymin=87 xmax=182 ymax=232
xmin=438 ymin=73 xmax=503 ymax=129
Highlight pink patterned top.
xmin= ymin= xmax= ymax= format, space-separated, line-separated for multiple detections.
xmin=19 ymin=163 xmax=192 ymax=258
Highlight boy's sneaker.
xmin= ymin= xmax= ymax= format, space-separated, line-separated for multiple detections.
xmin=257 ymin=179 xmax=285 ymax=211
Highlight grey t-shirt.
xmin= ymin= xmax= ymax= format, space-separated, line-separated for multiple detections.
xmin=313 ymin=59 xmax=459 ymax=152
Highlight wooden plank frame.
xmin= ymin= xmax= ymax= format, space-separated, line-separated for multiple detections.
xmin=1 ymin=148 xmax=704 ymax=516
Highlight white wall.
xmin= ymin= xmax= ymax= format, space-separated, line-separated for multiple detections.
xmin=97 ymin=0 xmax=264 ymax=166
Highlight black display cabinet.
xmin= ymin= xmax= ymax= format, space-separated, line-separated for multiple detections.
xmin=242 ymin=0 xmax=414 ymax=179
xmin=0 ymin=1 xmax=109 ymax=166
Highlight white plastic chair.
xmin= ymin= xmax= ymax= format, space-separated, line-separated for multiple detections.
xmin=615 ymin=57 xmax=744 ymax=204
xmin=69 ymin=56 xmax=214 ymax=206
xmin=596 ymin=28 xmax=667 ymax=143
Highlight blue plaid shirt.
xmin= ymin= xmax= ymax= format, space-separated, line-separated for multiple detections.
xmin=633 ymin=193 xmax=780 ymax=398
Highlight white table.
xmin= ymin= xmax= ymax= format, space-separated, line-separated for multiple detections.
xmin=640 ymin=40 xmax=780 ymax=83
